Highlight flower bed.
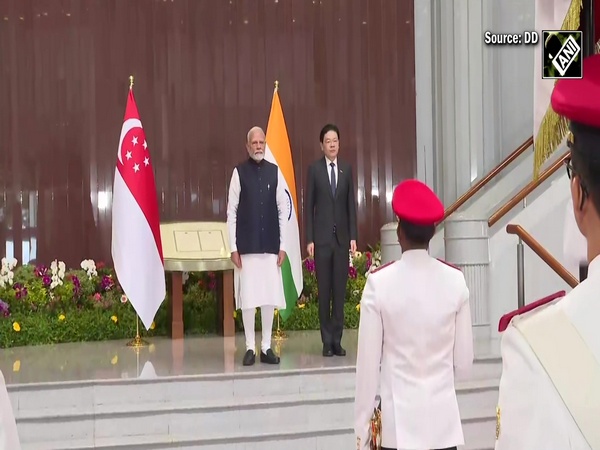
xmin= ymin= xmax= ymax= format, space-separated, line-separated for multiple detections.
xmin=0 ymin=246 xmax=381 ymax=348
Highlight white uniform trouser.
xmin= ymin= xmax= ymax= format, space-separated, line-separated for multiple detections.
xmin=242 ymin=306 xmax=275 ymax=353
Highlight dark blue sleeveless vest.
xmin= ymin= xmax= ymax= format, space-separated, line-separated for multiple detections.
xmin=235 ymin=158 xmax=280 ymax=255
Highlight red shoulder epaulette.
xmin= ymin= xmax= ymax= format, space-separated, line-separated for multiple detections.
xmin=498 ymin=290 xmax=566 ymax=332
xmin=436 ymin=258 xmax=461 ymax=271
xmin=371 ymin=261 xmax=394 ymax=274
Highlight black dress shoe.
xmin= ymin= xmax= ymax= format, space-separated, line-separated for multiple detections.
xmin=333 ymin=345 xmax=346 ymax=356
xmin=260 ymin=349 xmax=280 ymax=364
xmin=243 ymin=349 xmax=255 ymax=366
xmin=322 ymin=345 xmax=334 ymax=357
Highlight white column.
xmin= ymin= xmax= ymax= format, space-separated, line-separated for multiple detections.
xmin=414 ymin=0 xmax=492 ymax=203
xmin=444 ymin=216 xmax=491 ymax=339
xmin=380 ymin=222 xmax=401 ymax=265
xmin=414 ymin=0 xmax=435 ymax=189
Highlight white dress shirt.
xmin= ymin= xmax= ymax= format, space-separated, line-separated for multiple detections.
xmin=325 ymin=157 xmax=338 ymax=187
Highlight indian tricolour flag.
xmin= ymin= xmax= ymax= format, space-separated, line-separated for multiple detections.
xmin=264 ymin=84 xmax=302 ymax=322
xmin=533 ymin=0 xmax=582 ymax=177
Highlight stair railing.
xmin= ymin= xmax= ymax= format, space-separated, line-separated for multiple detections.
xmin=506 ymin=224 xmax=578 ymax=308
xmin=488 ymin=151 xmax=571 ymax=227
xmin=443 ymin=136 xmax=533 ymax=220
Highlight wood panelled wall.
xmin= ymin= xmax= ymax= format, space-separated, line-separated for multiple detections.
xmin=0 ymin=0 xmax=416 ymax=268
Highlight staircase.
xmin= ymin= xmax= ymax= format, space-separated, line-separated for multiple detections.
xmin=11 ymin=353 xmax=501 ymax=450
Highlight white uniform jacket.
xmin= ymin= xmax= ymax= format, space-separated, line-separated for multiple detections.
xmin=0 ymin=370 xmax=20 ymax=450
xmin=495 ymin=255 xmax=600 ymax=450
xmin=354 ymin=249 xmax=474 ymax=450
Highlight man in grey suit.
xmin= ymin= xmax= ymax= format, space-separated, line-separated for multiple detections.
xmin=305 ymin=123 xmax=358 ymax=357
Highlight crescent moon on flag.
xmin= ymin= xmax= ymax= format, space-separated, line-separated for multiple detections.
xmin=117 ymin=118 xmax=142 ymax=165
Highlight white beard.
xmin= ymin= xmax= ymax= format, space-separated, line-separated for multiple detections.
xmin=251 ymin=152 xmax=264 ymax=162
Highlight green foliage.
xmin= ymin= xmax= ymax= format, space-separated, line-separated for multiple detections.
xmin=0 ymin=246 xmax=381 ymax=347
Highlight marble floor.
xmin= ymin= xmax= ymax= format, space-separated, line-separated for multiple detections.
xmin=0 ymin=329 xmax=501 ymax=385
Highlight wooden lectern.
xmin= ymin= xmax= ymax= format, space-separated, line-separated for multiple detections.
xmin=160 ymin=222 xmax=235 ymax=339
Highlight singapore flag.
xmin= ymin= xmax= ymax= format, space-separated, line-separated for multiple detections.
xmin=111 ymin=87 xmax=166 ymax=330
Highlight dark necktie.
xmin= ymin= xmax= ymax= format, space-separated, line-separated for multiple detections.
xmin=330 ymin=162 xmax=336 ymax=196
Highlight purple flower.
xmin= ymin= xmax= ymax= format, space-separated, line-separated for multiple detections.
xmin=71 ymin=275 xmax=81 ymax=296
xmin=348 ymin=266 xmax=357 ymax=279
xmin=304 ymin=259 xmax=316 ymax=273
xmin=101 ymin=275 xmax=114 ymax=291
xmin=366 ymin=252 xmax=372 ymax=271
xmin=208 ymin=280 xmax=217 ymax=290
xmin=0 ymin=300 xmax=10 ymax=317
xmin=13 ymin=283 xmax=28 ymax=299
xmin=42 ymin=275 xmax=51 ymax=287
xmin=35 ymin=265 xmax=48 ymax=277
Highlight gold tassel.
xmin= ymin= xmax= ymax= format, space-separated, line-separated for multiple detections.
xmin=533 ymin=0 xmax=583 ymax=179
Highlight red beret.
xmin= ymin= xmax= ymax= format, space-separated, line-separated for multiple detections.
xmin=551 ymin=54 xmax=600 ymax=128
xmin=392 ymin=179 xmax=444 ymax=225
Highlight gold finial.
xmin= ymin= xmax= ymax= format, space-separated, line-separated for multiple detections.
xmin=274 ymin=80 xmax=279 ymax=91
xmin=129 ymin=75 xmax=134 ymax=90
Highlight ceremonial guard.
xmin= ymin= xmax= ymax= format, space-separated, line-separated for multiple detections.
xmin=226 ymin=126 xmax=286 ymax=366
xmin=0 ymin=369 xmax=20 ymax=449
xmin=354 ymin=179 xmax=474 ymax=450
xmin=495 ymin=55 xmax=600 ymax=449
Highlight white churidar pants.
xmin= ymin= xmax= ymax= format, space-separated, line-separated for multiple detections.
xmin=234 ymin=253 xmax=285 ymax=353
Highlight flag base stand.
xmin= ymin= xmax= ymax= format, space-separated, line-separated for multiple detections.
xmin=273 ymin=311 xmax=287 ymax=341
xmin=126 ymin=315 xmax=149 ymax=348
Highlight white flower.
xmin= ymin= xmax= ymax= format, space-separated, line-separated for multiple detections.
xmin=80 ymin=259 xmax=97 ymax=279
xmin=0 ymin=257 xmax=17 ymax=288
xmin=48 ymin=259 xmax=66 ymax=289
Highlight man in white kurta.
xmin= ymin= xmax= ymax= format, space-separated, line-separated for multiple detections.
xmin=495 ymin=55 xmax=600 ymax=450
xmin=354 ymin=179 xmax=474 ymax=450
xmin=226 ymin=126 xmax=286 ymax=366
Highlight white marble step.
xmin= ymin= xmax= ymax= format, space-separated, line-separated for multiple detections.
xmin=16 ymin=377 xmax=499 ymax=447
xmin=20 ymin=416 xmax=495 ymax=450
xmin=9 ymin=356 xmax=501 ymax=415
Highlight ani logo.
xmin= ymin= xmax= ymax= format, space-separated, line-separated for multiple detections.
xmin=284 ymin=189 xmax=293 ymax=221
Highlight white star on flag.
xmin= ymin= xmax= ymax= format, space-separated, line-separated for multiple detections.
xmin=143 ymin=140 xmax=148 ymax=150
xmin=132 ymin=136 xmax=138 ymax=146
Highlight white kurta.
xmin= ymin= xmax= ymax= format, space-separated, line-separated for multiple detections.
xmin=495 ymin=256 xmax=600 ymax=450
xmin=354 ymin=250 xmax=474 ymax=450
xmin=226 ymin=165 xmax=286 ymax=310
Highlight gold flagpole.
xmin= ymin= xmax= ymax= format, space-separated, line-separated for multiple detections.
xmin=273 ymin=309 xmax=287 ymax=340
xmin=127 ymin=313 xmax=148 ymax=348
